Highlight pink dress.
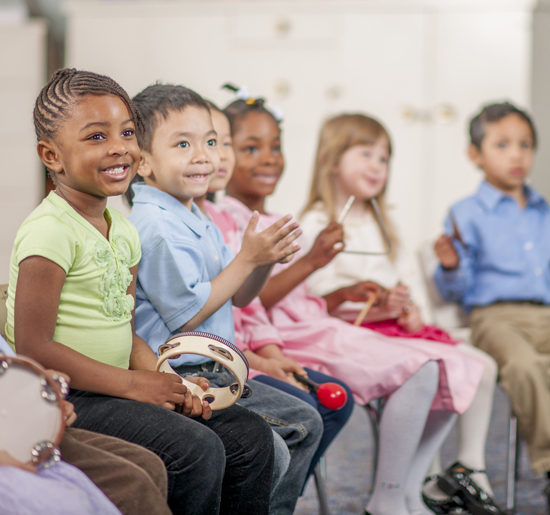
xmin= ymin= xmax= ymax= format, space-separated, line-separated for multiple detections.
xmin=214 ymin=197 xmax=484 ymax=413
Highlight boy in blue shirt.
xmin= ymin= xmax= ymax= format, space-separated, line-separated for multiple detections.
xmin=128 ymin=84 xmax=323 ymax=515
xmin=434 ymin=102 xmax=550 ymax=480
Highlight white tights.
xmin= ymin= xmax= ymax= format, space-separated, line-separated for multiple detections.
xmin=425 ymin=343 xmax=498 ymax=497
xmin=366 ymin=361 xmax=457 ymax=515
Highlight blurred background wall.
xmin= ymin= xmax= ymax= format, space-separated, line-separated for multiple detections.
xmin=1 ymin=0 xmax=549 ymax=284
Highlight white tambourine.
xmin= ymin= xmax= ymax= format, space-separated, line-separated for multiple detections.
xmin=155 ymin=332 xmax=251 ymax=410
xmin=0 ymin=354 xmax=68 ymax=467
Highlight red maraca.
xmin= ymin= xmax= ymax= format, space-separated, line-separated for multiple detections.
xmin=293 ymin=373 xmax=348 ymax=410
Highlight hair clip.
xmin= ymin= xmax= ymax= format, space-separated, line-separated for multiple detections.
xmin=270 ymin=105 xmax=284 ymax=123
xmin=222 ymin=83 xmax=250 ymax=101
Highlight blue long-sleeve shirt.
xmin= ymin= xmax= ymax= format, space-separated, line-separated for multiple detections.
xmin=434 ymin=181 xmax=550 ymax=312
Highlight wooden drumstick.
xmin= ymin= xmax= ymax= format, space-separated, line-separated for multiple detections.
xmin=353 ymin=290 xmax=379 ymax=326
xmin=333 ymin=195 xmax=355 ymax=250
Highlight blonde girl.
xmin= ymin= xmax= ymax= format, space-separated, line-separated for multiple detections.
xmin=301 ymin=113 xmax=501 ymax=514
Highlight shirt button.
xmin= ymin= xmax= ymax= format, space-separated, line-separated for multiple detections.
xmin=214 ymin=255 xmax=219 ymax=261
xmin=524 ymin=242 xmax=533 ymax=251
xmin=535 ymin=267 xmax=542 ymax=276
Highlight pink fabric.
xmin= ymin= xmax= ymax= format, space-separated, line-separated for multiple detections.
xmin=215 ymin=197 xmax=484 ymax=413
xmin=205 ymin=201 xmax=284 ymax=379
xmin=362 ymin=320 xmax=459 ymax=345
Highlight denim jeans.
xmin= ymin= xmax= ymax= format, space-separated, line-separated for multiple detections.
xmin=184 ymin=369 xmax=323 ymax=515
xmin=68 ymin=389 xmax=274 ymax=515
xmin=255 ymin=368 xmax=355 ymax=481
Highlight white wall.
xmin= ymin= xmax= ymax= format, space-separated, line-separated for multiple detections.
xmin=64 ymin=0 xmax=537 ymax=255
xmin=0 ymin=20 xmax=47 ymax=284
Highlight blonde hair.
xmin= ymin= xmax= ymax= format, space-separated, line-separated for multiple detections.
xmin=303 ymin=113 xmax=399 ymax=260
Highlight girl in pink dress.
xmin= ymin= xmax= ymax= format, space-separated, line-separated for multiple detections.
xmin=300 ymin=113 xmax=500 ymax=513
xmin=215 ymin=95 xmax=487 ymax=515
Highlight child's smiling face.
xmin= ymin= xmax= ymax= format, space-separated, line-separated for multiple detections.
xmin=139 ymin=106 xmax=220 ymax=209
xmin=333 ymin=137 xmax=390 ymax=202
xmin=469 ymin=113 xmax=534 ymax=194
xmin=227 ymin=111 xmax=284 ymax=202
xmin=43 ymin=93 xmax=140 ymax=199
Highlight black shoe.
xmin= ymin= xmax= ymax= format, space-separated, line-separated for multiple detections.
xmin=423 ymin=492 xmax=468 ymax=514
xmin=423 ymin=474 xmax=468 ymax=514
xmin=437 ymin=462 xmax=505 ymax=515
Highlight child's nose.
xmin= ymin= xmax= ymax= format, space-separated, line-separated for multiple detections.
xmin=109 ymin=138 xmax=129 ymax=156
xmin=261 ymin=150 xmax=276 ymax=165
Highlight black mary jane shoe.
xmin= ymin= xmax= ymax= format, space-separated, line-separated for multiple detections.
xmin=437 ymin=462 xmax=505 ymax=515
xmin=422 ymin=492 xmax=468 ymax=514
xmin=423 ymin=474 xmax=468 ymax=514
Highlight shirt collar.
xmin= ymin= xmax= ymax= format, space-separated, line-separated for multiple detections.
xmin=132 ymin=183 xmax=208 ymax=236
xmin=475 ymin=180 xmax=548 ymax=212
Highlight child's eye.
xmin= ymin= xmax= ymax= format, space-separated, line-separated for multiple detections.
xmin=122 ymin=129 xmax=134 ymax=137
xmin=89 ymin=133 xmax=106 ymax=141
xmin=497 ymin=142 xmax=508 ymax=149
xmin=178 ymin=141 xmax=189 ymax=148
xmin=245 ymin=146 xmax=258 ymax=154
xmin=207 ymin=139 xmax=217 ymax=147
xmin=273 ymin=145 xmax=281 ymax=154
xmin=362 ymin=152 xmax=371 ymax=157
xmin=521 ymin=141 xmax=532 ymax=149
xmin=223 ymin=141 xmax=232 ymax=147
xmin=380 ymin=157 xmax=388 ymax=164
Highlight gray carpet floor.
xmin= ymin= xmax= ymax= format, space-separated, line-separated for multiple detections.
xmin=295 ymin=386 xmax=548 ymax=515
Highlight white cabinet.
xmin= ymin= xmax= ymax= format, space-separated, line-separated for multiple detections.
xmin=65 ymin=0 xmax=537 ymax=252
xmin=0 ymin=20 xmax=47 ymax=283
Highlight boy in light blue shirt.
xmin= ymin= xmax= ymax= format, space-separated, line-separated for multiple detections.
xmin=129 ymin=84 xmax=324 ymax=515
xmin=434 ymin=102 xmax=550 ymax=483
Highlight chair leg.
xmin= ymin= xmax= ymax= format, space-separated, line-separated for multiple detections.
xmin=364 ymin=400 xmax=383 ymax=496
xmin=314 ymin=457 xmax=331 ymax=515
xmin=505 ymin=414 xmax=518 ymax=514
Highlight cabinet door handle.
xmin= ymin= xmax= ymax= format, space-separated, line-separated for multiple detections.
xmin=433 ymin=104 xmax=457 ymax=124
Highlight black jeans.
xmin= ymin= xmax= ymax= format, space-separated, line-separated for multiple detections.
xmin=68 ymin=390 xmax=274 ymax=515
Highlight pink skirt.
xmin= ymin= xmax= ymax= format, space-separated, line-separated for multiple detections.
xmin=361 ymin=320 xmax=459 ymax=345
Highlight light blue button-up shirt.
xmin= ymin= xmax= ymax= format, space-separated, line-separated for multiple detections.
xmin=129 ymin=184 xmax=235 ymax=367
xmin=434 ymin=181 xmax=550 ymax=312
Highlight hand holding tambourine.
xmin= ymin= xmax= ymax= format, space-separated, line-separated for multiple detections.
xmin=0 ymin=354 xmax=69 ymax=467
xmin=155 ymin=332 xmax=251 ymax=411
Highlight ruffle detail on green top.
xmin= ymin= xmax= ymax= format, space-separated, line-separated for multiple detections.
xmin=94 ymin=238 xmax=134 ymax=321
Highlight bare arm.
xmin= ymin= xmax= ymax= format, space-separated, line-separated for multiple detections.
xmin=181 ymin=212 xmax=300 ymax=330
xmin=14 ymin=257 xmax=187 ymax=410
xmin=260 ymin=222 xmax=344 ymax=310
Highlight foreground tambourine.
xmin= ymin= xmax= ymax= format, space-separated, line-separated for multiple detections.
xmin=0 ymin=354 xmax=68 ymax=467
xmin=156 ymin=332 xmax=251 ymax=410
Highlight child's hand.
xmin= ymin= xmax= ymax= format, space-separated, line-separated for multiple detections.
xmin=0 ymin=450 xmax=37 ymax=473
xmin=129 ymin=370 xmax=188 ymax=410
xmin=177 ymin=377 xmax=213 ymax=420
xmin=44 ymin=370 xmax=77 ymax=427
xmin=434 ymin=235 xmax=460 ymax=269
xmin=240 ymin=212 xmax=301 ymax=267
xmin=261 ymin=358 xmax=309 ymax=392
xmin=380 ymin=284 xmax=411 ymax=315
xmin=61 ymin=400 xmax=77 ymax=427
xmin=341 ymin=281 xmax=384 ymax=303
xmin=396 ymin=304 xmax=425 ymax=333
xmin=305 ymin=222 xmax=344 ymax=271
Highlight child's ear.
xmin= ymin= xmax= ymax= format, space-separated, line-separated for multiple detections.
xmin=37 ymin=140 xmax=63 ymax=174
xmin=137 ymin=152 xmax=153 ymax=178
xmin=467 ymin=144 xmax=483 ymax=168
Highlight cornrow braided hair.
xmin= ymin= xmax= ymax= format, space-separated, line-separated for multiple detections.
xmin=222 ymin=83 xmax=280 ymax=133
xmin=34 ymin=68 xmax=144 ymax=143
